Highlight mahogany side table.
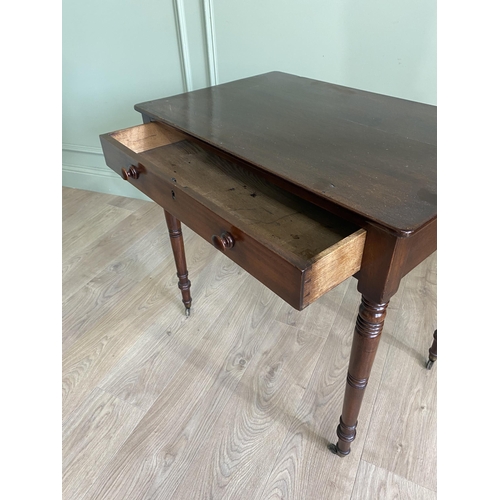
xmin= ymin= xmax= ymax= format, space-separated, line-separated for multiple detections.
xmin=100 ymin=71 xmax=437 ymax=457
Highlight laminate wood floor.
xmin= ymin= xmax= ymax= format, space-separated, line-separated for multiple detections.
xmin=62 ymin=187 xmax=437 ymax=500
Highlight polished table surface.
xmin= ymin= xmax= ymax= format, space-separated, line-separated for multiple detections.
xmin=135 ymin=71 xmax=436 ymax=236
xmin=101 ymin=71 xmax=437 ymax=458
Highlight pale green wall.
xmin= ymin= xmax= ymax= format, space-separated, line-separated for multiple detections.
xmin=214 ymin=0 xmax=436 ymax=104
xmin=62 ymin=0 xmax=186 ymax=198
xmin=62 ymin=0 xmax=436 ymax=198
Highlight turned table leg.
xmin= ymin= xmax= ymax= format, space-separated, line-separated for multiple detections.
xmin=426 ymin=330 xmax=437 ymax=370
xmin=164 ymin=210 xmax=192 ymax=316
xmin=328 ymin=296 xmax=388 ymax=457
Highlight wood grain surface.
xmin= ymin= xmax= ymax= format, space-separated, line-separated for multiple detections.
xmin=101 ymin=125 xmax=367 ymax=309
xmin=62 ymin=388 xmax=145 ymax=500
xmin=135 ymin=71 xmax=436 ymax=234
xmin=350 ymin=461 xmax=436 ymax=500
xmin=62 ymin=188 xmax=437 ymax=499
xmin=361 ymin=253 xmax=437 ymax=491
xmin=140 ymin=138 xmax=359 ymax=263
xmin=110 ymin=121 xmax=186 ymax=153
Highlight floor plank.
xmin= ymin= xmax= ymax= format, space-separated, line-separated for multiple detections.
xmin=257 ymin=277 xmax=400 ymax=500
xmin=62 ymin=219 xmax=188 ymax=352
xmin=62 ymin=387 xmax=145 ymax=500
xmin=106 ymin=195 xmax=150 ymax=212
xmin=63 ymin=188 xmax=117 ymax=231
xmin=63 ymin=203 xmax=133 ymax=263
xmin=62 ymin=202 xmax=161 ymax=301
xmin=361 ymin=255 xmax=437 ymax=491
xmin=168 ymin=323 xmax=326 ymax=500
xmin=97 ymin=260 xmax=261 ymax=413
xmin=350 ymin=461 xmax=436 ymax=500
xmin=62 ymin=240 xmax=239 ymax=421
xmin=274 ymin=278 xmax=351 ymax=338
xmin=62 ymin=188 xmax=437 ymax=499
xmin=83 ymin=276 xmax=281 ymax=499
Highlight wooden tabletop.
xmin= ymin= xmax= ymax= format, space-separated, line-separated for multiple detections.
xmin=135 ymin=72 xmax=436 ymax=236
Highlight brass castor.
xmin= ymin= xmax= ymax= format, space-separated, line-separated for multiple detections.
xmin=185 ymin=307 xmax=191 ymax=317
xmin=327 ymin=442 xmax=349 ymax=457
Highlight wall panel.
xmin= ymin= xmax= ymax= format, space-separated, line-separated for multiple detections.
xmin=62 ymin=0 xmax=185 ymax=196
xmin=212 ymin=0 xmax=436 ymax=104
xmin=63 ymin=0 xmax=436 ymax=198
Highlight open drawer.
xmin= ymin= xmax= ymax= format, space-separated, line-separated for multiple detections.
xmin=100 ymin=122 xmax=366 ymax=310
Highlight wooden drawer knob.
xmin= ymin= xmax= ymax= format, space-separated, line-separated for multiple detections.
xmin=211 ymin=231 xmax=235 ymax=251
xmin=121 ymin=164 xmax=143 ymax=180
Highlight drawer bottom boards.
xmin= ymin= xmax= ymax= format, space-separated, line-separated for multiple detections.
xmin=100 ymin=122 xmax=366 ymax=310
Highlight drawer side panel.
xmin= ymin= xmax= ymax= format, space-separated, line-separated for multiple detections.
xmin=302 ymin=229 xmax=366 ymax=307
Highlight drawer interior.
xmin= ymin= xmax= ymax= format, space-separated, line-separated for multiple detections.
xmin=109 ymin=121 xmax=188 ymax=153
xmin=104 ymin=122 xmax=366 ymax=307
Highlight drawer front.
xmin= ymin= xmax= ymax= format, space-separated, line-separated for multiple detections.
xmin=100 ymin=124 xmax=305 ymax=308
xmin=100 ymin=122 xmax=366 ymax=310
xmin=157 ymin=183 xmax=305 ymax=309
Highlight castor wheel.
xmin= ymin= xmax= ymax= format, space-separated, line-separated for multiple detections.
xmin=185 ymin=307 xmax=191 ymax=317
xmin=327 ymin=442 xmax=349 ymax=457
xmin=425 ymin=330 xmax=437 ymax=370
